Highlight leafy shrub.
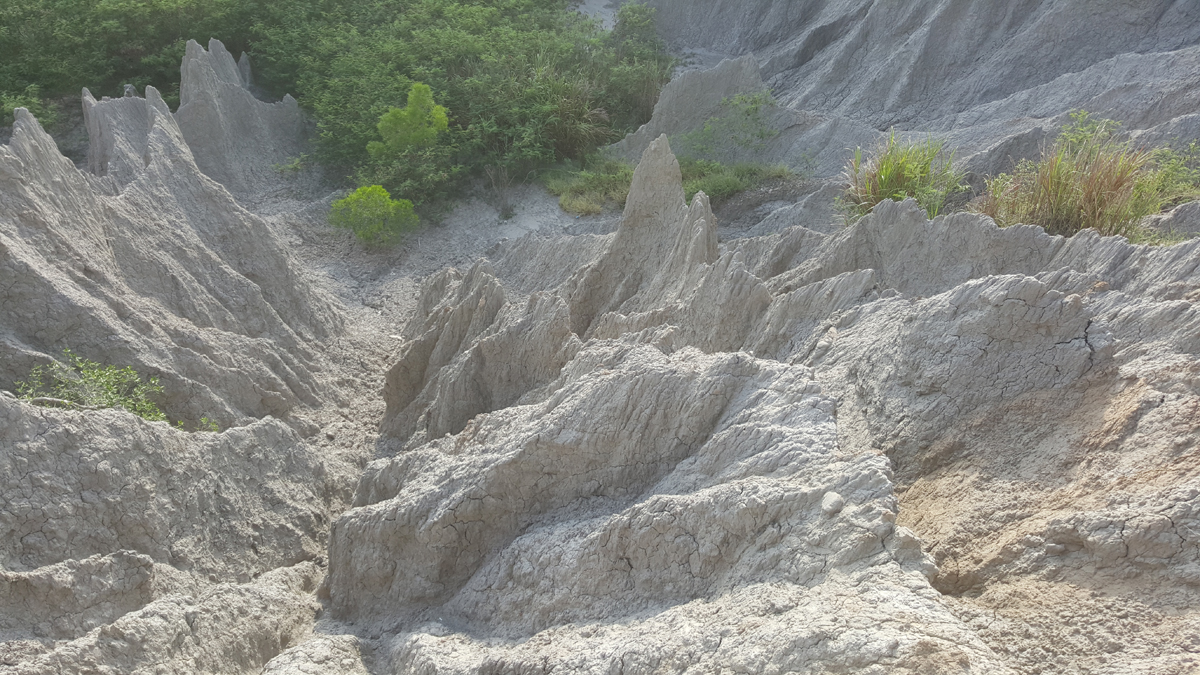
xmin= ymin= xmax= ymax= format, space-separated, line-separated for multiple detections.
xmin=329 ymin=185 xmax=419 ymax=246
xmin=971 ymin=111 xmax=1200 ymax=238
xmin=16 ymin=349 xmax=166 ymax=421
xmin=841 ymin=131 xmax=966 ymax=220
xmin=367 ymin=83 xmax=448 ymax=159
xmin=1 ymin=84 xmax=59 ymax=127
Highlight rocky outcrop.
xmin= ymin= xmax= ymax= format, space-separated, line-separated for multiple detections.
xmin=609 ymin=56 xmax=879 ymax=176
xmin=176 ymin=39 xmax=309 ymax=199
xmin=3 ymin=562 xmax=322 ymax=675
xmin=325 ymin=135 xmax=1200 ymax=673
xmin=2 ymin=41 xmax=342 ymax=426
xmin=614 ymin=0 xmax=1200 ymax=231
xmin=4 ymin=11 xmax=1200 ymax=674
xmin=1 ymin=39 xmax=355 ymax=675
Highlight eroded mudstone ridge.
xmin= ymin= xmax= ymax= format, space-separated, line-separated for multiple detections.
xmin=3 ymin=9 xmax=1200 ymax=673
xmin=325 ymin=135 xmax=1200 ymax=673
xmin=1 ymin=39 xmax=351 ymax=675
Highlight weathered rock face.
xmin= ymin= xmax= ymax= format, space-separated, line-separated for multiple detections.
xmin=0 ymin=39 xmax=358 ymax=675
xmin=2 ymin=41 xmax=342 ymax=426
xmin=328 ymin=136 xmax=1200 ymax=673
xmin=617 ymin=0 xmax=1200 ymax=196
xmin=645 ymin=0 xmax=1200 ymax=132
xmin=176 ymin=39 xmax=309 ymax=199
xmin=4 ymin=13 xmax=1200 ymax=675
xmin=608 ymin=55 xmax=879 ymax=177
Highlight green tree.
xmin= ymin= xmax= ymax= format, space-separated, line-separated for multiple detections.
xmin=329 ymin=184 xmax=419 ymax=246
xmin=368 ymin=82 xmax=449 ymax=158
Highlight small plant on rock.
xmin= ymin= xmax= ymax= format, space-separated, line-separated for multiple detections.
xmin=329 ymin=184 xmax=419 ymax=246
xmin=840 ymin=131 xmax=966 ymax=220
xmin=16 ymin=349 xmax=166 ymax=421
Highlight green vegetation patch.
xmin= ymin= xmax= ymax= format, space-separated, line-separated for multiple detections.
xmin=0 ymin=0 xmax=269 ymax=107
xmin=544 ymin=156 xmax=635 ymax=214
xmin=681 ymin=159 xmax=792 ymax=204
xmin=16 ymin=349 xmax=166 ymax=422
xmin=1 ymin=84 xmax=59 ymax=127
xmin=840 ymin=131 xmax=966 ymax=220
xmin=545 ymin=155 xmax=793 ymax=215
xmin=971 ymin=111 xmax=1200 ymax=239
xmin=673 ymin=90 xmax=781 ymax=161
xmin=329 ymin=185 xmax=419 ymax=246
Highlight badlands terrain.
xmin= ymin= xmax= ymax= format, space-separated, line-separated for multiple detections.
xmin=3 ymin=1 xmax=1200 ymax=673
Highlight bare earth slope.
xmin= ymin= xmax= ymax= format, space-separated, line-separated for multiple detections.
xmin=1 ymin=11 xmax=1200 ymax=675
xmin=619 ymin=0 xmax=1200 ymax=187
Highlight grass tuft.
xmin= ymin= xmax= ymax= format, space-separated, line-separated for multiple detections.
xmin=840 ymin=131 xmax=966 ymax=220
xmin=971 ymin=111 xmax=1200 ymax=240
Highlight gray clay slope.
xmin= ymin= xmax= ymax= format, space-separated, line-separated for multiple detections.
xmin=618 ymin=0 xmax=1200 ymax=188
xmin=1 ymin=5 xmax=1200 ymax=674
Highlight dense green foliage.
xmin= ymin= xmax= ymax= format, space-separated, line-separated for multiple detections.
xmin=243 ymin=0 xmax=673 ymax=208
xmin=2 ymin=0 xmax=674 ymax=217
xmin=0 ymin=0 xmax=269 ymax=108
xmin=16 ymin=349 xmax=166 ymax=421
xmin=971 ymin=111 xmax=1200 ymax=239
xmin=840 ymin=132 xmax=966 ymax=220
xmin=329 ymin=185 xmax=419 ymax=245
xmin=0 ymin=84 xmax=58 ymax=126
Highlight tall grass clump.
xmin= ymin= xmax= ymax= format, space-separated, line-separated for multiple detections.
xmin=972 ymin=111 xmax=1200 ymax=238
xmin=841 ymin=131 xmax=965 ymax=220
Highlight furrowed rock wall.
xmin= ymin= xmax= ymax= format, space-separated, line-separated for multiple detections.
xmin=3 ymin=9 xmax=1200 ymax=673
xmin=324 ymin=136 xmax=1200 ymax=673
xmin=2 ymin=41 xmax=342 ymax=426
xmin=618 ymin=0 xmax=1200 ymax=181
xmin=0 ymin=40 xmax=359 ymax=675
